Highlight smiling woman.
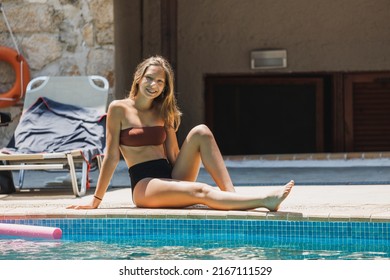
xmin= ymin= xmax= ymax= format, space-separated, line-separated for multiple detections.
xmin=67 ymin=56 xmax=294 ymax=211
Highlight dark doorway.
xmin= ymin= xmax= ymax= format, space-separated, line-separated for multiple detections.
xmin=205 ymin=76 xmax=325 ymax=155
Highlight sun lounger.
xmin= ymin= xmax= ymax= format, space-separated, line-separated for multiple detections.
xmin=0 ymin=76 xmax=109 ymax=196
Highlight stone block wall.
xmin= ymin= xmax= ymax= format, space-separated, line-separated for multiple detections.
xmin=0 ymin=0 xmax=114 ymax=147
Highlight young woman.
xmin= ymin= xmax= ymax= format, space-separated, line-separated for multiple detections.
xmin=67 ymin=56 xmax=294 ymax=211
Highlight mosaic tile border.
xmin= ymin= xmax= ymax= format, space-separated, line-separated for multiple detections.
xmin=2 ymin=218 xmax=389 ymax=246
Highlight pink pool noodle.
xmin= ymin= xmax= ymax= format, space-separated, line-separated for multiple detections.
xmin=0 ymin=223 xmax=62 ymax=239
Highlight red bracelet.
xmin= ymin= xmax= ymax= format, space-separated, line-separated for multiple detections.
xmin=94 ymin=195 xmax=102 ymax=201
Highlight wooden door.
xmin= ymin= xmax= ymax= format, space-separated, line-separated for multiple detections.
xmin=205 ymin=76 xmax=324 ymax=155
xmin=344 ymin=73 xmax=390 ymax=152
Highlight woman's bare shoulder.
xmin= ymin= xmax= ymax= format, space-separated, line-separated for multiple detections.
xmin=108 ymin=99 xmax=133 ymax=112
xmin=109 ymin=98 xmax=133 ymax=108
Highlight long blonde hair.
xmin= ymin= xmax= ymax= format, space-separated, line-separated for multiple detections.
xmin=129 ymin=56 xmax=182 ymax=131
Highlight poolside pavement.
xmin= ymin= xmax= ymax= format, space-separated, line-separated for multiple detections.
xmin=1 ymin=153 xmax=390 ymax=223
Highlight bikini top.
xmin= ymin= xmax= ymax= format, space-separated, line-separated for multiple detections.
xmin=120 ymin=126 xmax=166 ymax=147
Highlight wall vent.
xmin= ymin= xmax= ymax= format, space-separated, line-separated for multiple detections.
xmin=251 ymin=49 xmax=287 ymax=69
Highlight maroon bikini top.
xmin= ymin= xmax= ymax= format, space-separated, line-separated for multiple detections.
xmin=120 ymin=126 xmax=166 ymax=147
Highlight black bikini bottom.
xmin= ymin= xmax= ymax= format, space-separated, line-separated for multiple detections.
xmin=128 ymin=158 xmax=172 ymax=192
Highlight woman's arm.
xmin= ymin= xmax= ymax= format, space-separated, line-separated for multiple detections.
xmin=164 ymin=127 xmax=180 ymax=167
xmin=67 ymin=101 xmax=123 ymax=209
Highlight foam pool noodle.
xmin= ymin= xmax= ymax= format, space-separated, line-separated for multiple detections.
xmin=0 ymin=223 xmax=62 ymax=239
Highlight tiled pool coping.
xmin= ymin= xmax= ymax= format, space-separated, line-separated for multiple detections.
xmin=1 ymin=206 xmax=390 ymax=223
xmin=1 ymin=183 xmax=390 ymax=223
xmin=223 ymin=152 xmax=390 ymax=162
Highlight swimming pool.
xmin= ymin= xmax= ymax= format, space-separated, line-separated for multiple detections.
xmin=1 ymin=218 xmax=389 ymax=260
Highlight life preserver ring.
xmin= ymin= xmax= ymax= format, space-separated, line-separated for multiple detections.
xmin=0 ymin=46 xmax=30 ymax=108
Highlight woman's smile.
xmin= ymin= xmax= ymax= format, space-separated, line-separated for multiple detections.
xmin=146 ymin=88 xmax=158 ymax=94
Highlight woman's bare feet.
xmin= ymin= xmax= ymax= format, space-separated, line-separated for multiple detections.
xmin=263 ymin=180 xmax=294 ymax=212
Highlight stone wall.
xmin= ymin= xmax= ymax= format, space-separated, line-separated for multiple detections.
xmin=0 ymin=0 xmax=114 ymax=147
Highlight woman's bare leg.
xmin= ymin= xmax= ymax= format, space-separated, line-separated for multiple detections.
xmin=133 ymin=178 xmax=294 ymax=211
xmin=172 ymin=124 xmax=235 ymax=192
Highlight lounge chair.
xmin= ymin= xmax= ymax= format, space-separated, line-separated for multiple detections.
xmin=0 ymin=76 xmax=109 ymax=197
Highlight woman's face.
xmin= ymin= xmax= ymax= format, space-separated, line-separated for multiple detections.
xmin=138 ymin=65 xmax=166 ymax=100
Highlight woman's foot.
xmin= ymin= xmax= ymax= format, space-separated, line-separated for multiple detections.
xmin=263 ymin=180 xmax=294 ymax=212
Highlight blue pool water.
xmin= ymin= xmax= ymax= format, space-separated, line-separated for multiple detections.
xmin=0 ymin=218 xmax=389 ymax=260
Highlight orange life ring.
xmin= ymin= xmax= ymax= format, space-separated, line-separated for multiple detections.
xmin=0 ymin=46 xmax=30 ymax=108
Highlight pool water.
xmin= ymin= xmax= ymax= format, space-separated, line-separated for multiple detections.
xmin=0 ymin=218 xmax=389 ymax=260
xmin=1 ymin=238 xmax=389 ymax=260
